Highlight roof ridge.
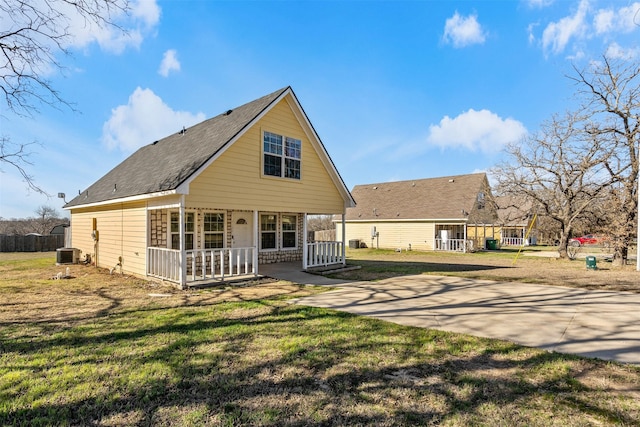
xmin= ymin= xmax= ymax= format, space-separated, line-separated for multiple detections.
xmin=352 ymin=172 xmax=486 ymax=189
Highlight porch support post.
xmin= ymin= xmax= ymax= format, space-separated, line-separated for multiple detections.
xmin=253 ymin=210 xmax=259 ymax=275
xmin=302 ymin=213 xmax=308 ymax=270
xmin=179 ymin=196 xmax=186 ymax=289
xmin=341 ymin=211 xmax=346 ymax=266
xmin=463 ymin=221 xmax=467 ymax=253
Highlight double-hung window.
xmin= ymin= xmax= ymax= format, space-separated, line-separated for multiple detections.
xmin=260 ymin=214 xmax=277 ymax=250
xmin=203 ymin=213 xmax=224 ymax=249
xmin=263 ymin=131 xmax=301 ymax=179
xmin=281 ymin=215 xmax=297 ymax=248
xmin=170 ymin=211 xmax=194 ymax=250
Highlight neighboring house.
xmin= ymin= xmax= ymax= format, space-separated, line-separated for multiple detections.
xmin=495 ymin=195 xmax=538 ymax=246
xmin=64 ymin=87 xmax=355 ymax=288
xmin=336 ymin=173 xmax=499 ymax=252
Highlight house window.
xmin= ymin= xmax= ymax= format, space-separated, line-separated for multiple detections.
xmin=477 ymin=192 xmax=485 ymax=209
xmin=282 ymin=214 xmax=297 ymax=248
xmin=263 ymin=131 xmax=301 ymax=179
xmin=203 ymin=213 xmax=224 ymax=249
xmin=170 ymin=211 xmax=194 ymax=250
xmin=260 ymin=214 xmax=277 ymax=250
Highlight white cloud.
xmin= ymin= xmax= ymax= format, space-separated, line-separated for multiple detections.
xmin=541 ymin=0 xmax=589 ymax=56
xmin=442 ymin=12 xmax=486 ymax=48
xmin=158 ymin=49 xmax=181 ymax=77
xmin=605 ymin=42 xmax=640 ymax=59
xmin=527 ymin=0 xmax=554 ymax=8
xmin=594 ymin=2 xmax=640 ymax=35
xmin=102 ymin=87 xmax=206 ymax=152
xmin=66 ymin=0 xmax=161 ymax=53
xmin=536 ymin=1 xmax=640 ymax=57
xmin=593 ymin=8 xmax=615 ymax=34
xmin=426 ymin=109 xmax=527 ymax=153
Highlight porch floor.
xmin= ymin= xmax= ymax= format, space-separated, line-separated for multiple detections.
xmin=259 ymin=262 xmax=351 ymax=286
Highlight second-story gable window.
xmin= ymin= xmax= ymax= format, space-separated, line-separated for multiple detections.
xmin=263 ymin=131 xmax=301 ymax=179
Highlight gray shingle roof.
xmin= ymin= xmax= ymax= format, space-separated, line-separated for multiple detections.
xmin=65 ymin=87 xmax=289 ymax=208
xmin=345 ymin=173 xmax=488 ymax=221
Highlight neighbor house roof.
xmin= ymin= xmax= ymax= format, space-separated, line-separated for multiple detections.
xmin=345 ymin=173 xmax=488 ymax=221
xmin=495 ymin=195 xmax=535 ymax=226
xmin=65 ymin=87 xmax=354 ymax=209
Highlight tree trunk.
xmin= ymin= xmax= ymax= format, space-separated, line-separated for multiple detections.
xmin=557 ymin=226 xmax=572 ymax=259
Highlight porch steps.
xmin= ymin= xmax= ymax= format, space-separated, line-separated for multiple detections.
xmin=306 ymin=265 xmax=361 ymax=276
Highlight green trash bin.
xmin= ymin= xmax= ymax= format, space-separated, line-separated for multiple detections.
xmin=486 ymin=239 xmax=498 ymax=250
xmin=585 ymin=255 xmax=597 ymax=270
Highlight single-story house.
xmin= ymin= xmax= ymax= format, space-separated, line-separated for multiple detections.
xmin=64 ymin=87 xmax=355 ymax=288
xmin=495 ymin=195 xmax=538 ymax=246
xmin=336 ymin=173 xmax=499 ymax=252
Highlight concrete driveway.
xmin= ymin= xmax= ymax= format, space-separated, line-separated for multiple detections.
xmin=261 ymin=265 xmax=640 ymax=365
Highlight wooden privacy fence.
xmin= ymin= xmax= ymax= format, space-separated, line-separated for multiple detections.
xmin=0 ymin=235 xmax=65 ymax=252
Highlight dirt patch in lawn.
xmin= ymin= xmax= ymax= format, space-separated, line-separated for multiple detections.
xmin=0 ymin=254 xmax=322 ymax=326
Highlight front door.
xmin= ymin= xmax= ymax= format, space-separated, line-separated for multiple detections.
xmin=231 ymin=212 xmax=253 ymax=264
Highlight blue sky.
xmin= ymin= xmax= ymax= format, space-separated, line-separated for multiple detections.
xmin=2 ymin=0 xmax=640 ymax=219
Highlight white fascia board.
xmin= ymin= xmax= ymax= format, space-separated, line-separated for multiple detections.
xmin=343 ymin=218 xmax=468 ymax=223
xmin=175 ymin=88 xmax=293 ymax=195
xmin=285 ymin=93 xmax=356 ymax=208
xmin=64 ymin=189 xmax=180 ymax=211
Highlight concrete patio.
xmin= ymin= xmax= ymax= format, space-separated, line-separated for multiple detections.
xmin=260 ymin=263 xmax=640 ymax=365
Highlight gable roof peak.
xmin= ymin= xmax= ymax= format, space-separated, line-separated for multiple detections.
xmin=65 ymin=86 xmax=292 ymax=208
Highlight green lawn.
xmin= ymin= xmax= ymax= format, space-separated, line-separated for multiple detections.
xmin=1 ymin=253 xmax=639 ymax=426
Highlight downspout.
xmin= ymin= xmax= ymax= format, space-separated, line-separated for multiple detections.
xmin=179 ymin=195 xmax=186 ymax=289
xmin=302 ymin=213 xmax=308 ymax=270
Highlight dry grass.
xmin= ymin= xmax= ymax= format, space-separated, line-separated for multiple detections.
xmin=1 ymin=252 xmax=640 ymax=426
xmin=335 ymin=248 xmax=640 ymax=292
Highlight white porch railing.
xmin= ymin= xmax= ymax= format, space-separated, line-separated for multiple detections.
xmin=434 ymin=238 xmax=467 ymax=252
xmin=147 ymin=247 xmax=181 ymax=282
xmin=147 ymin=246 xmax=256 ymax=285
xmin=306 ymin=241 xmax=344 ymax=268
xmin=502 ymin=237 xmax=524 ymax=246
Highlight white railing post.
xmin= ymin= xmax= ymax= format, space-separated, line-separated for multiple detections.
xmin=341 ymin=212 xmax=346 ymax=266
xmin=179 ymin=197 xmax=186 ymax=289
xmin=253 ymin=210 xmax=259 ymax=275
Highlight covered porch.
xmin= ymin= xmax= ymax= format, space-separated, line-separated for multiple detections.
xmin=434 ymin=223 xmax=469 ymax=252
xmin=145 ymin=202 xmax=346 ymax=288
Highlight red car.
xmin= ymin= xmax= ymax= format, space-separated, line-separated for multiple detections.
xmin=569 ymin=234 xmax=601 ymax=246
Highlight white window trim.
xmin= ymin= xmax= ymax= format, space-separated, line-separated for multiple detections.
xmin=261 ymin=129 xmax=302 ymax=180
xmin=201 ymin=211 xmax=226 ymax=250
xmin=259 ymin=212 xmax=279 ymax=252
xmin=281 ymin=213 xmax=298 ymax=251
xmin=168 ymin=210 xmax=196 ymax=250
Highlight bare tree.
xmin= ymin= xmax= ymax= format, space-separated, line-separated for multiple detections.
xmin=34 ymin=205 xmax=61 ymax=234
xmin=0 ymin=136 xmax=43 ymax=192
xmin=307 ymin=215 xmax=335 ymax=232
xmin=492 ymin=111 xmax=613 ymax=259
xmin=569 ymin=56 xmax=640 ymax=266
xmin=0 ymin=0 xmax=129 ymax=193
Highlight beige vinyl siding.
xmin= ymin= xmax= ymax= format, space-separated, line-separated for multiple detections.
xmin=187 ymin=96 xmax=345 ymax=214
xmin=338 ymin=221 xmax=436 ymax=251
xmin=70 ymin=202 xmax=147 ymax=276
